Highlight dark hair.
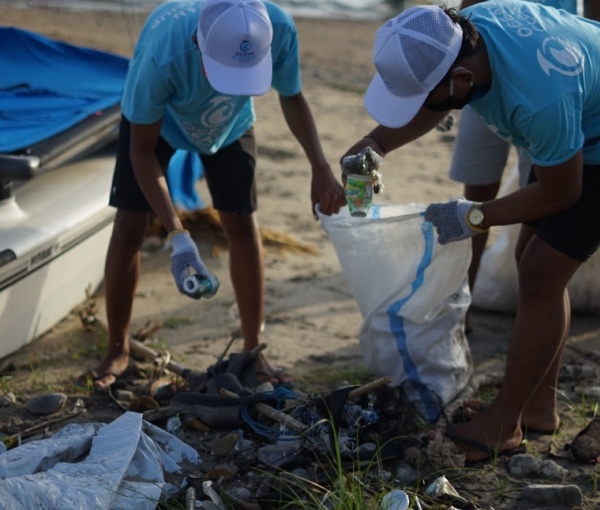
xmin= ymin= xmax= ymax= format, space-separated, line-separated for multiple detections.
xmin=435 ymin=7 xmax=481 ymax=86
xmin=444 ymin=7 xmax=481 ymax=63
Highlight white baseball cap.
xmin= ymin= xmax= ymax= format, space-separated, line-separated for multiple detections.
xmin=197 ymin=0 xmax=273 ymax=96
xmin=364 ymin=5 xmax=463 ymax=128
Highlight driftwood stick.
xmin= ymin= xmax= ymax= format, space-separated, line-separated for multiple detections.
xmin=90 ymin=314 xmax=191 ymax=376
xmin=2 ymin=405 xmax=85 ymax=448
xmin=220 ymin=388 xmax=307 ymax=433
xmin=134 ymin=320 xmax=163 ymax=341
xmin=143 ymin=404 xmax=209 ymax=423
xmin=129 ymin=338 xmax=188 ymax=375
xmin=347 ymin=376 xmax=393 ymax=400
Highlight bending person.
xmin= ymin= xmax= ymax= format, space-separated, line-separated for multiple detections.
xmin=86 ymin=0 xmax=345 ymax=391
xmin=344 ymin=1 xmax=600 ymax=463
xmin=448 ymin=0 xmax=598 ymax=331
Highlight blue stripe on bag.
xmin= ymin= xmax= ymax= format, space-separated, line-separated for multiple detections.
xmin=386 ymin=220 xmax=439 ymax=422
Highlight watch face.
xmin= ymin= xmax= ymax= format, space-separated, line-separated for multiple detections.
xmin=469 ymin=207 xmax=484 ymax=226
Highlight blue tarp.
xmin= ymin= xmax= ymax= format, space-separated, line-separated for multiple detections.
xmin=0 ymin=26 xmax=203 ymax=210
xmin=0 ymin=26 xmax=129 ymax=152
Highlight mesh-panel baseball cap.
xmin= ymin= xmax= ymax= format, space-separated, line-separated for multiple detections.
xmin=198 ymin=0 xmax=273 ymax=96
xmin=364 ymin=5 xmax=463 ymax=128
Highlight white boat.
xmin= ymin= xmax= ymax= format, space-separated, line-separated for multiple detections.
xmin=0 ymin=149 xmax=117 ymax=358
xmin=0 ymin=26 xmax=128 ymax=359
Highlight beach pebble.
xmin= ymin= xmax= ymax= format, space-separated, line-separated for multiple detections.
xmin=25 ymin=392 xmax=66 ymax=415
xmin=520 ymin=484 xmax=583 ymax=506
xmin=540 ymin=459 xmax=569 ymax=480
xmin=0 ymin=392 xmax=16 ymax=407
xmin=508 ymin=453 xmax=542 ymax=476
xmin=508 ymin=454 xmax=568 ymax=480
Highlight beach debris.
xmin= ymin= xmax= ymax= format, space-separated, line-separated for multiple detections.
xmin=185 ymin=487 xmax=196 ymax=510
xmin=25 ymin=392 xmax=66 ymax=415
xmin=207 ymin=430 xmax=240 ymax=457
xmin=202 ymin=480 xmax=226 ymax=508
xmin=148 ymin=206 xmax=319 ymax=255
xmin=149 ymin=377 xmax=178 ymax=404
xmin=381 ymin=489 xmax=410 ymax=510
xmin=12 ymin=311 xmax=598 ymax=509
xmin=0 ymin=412 xmax=200 ymax=509
xmin=424 ymin=475 xmax=471 ymax=508
xmin=341 ymin=146 xmax=385 ymax=194
xmin=565 ymin=417 xmax=600 ymax=463
xmin=127 ymin=395 xmax=159 ymax=412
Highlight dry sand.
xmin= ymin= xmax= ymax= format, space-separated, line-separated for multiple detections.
xmin=3 ymin=5 xmax=600 ymax=509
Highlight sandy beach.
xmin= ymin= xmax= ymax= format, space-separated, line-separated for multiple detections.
xmin=3 ymin=4 xmax=600 ymax=509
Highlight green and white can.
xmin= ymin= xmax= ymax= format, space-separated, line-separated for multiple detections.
xmin=345 ymin=174 xmax=373 ymax=217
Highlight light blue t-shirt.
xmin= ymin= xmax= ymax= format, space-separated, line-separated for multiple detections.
xmin=464 ymin=0 xmax=600 ymax=166
xmin=530 ymin=0 xmax=576 ymax=14
xmin=121 ymin=1 xmax=301 ymax=154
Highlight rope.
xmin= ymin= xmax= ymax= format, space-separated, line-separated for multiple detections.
xmin=240 ymin=387 xmax=307 ymax=441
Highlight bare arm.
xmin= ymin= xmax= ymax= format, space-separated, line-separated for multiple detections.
xmin=278 ymin=92 xmax=346 ymax=217
xmin=482 ymin=151 xmax=583 ymax=227
xmin=342 ymin=107 xmax=448 ymax=161
xmin=129 ymin=120 xmax=183 ymax=233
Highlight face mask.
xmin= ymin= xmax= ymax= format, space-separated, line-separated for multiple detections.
xmin=424 ymin=77 xmax=485 ymax=112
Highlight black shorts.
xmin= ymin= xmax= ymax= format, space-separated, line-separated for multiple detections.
xmin=525 ymin=164 xmax=600 ymax=262
xmin=109 ymin=116 xmax=257 ymax=214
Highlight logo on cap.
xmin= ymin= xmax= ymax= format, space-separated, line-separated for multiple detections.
xmin=234 ymin=40 xmax=256 ymax=63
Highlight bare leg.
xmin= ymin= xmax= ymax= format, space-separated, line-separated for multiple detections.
xmin=90 ymin=209 xmax=150 ymax=389
xmin=218 ymin=211 xmax=289 ymax=383
xmin=449 ymin=227 xmax=581 ymax=462
xmin=218 ymin=211 xmax=264 ymax=350
xmin=513 ymin=226 xmax=566 ymax=433
xmin=463 ymin=183 xmax=501 ymax=331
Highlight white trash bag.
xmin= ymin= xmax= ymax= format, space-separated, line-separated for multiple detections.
xmin=472 ymin=164 xmax=600 ymax=314
xmin=319 ymin=204 xmax=473 ymax=422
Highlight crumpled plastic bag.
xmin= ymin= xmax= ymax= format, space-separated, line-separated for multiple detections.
xmin=0 ymin=411 xmax=200 ymax=510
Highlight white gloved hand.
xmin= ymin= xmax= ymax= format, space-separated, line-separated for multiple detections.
xmin=169 ymin=230 xmax=219 ymax=299
xmin=424 ymin=199 xmax=486 ymax=244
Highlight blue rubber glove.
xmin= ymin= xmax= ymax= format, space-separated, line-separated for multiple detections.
xmin=424 ymin=199 xmax=486 ymax=245
xmin=170 ymin=230 xmax=219 ymax=299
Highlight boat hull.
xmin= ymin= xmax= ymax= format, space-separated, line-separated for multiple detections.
xmin=0 ymin=149 xmax=116 ymax=359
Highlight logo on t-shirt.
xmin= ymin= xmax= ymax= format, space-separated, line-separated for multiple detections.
xmin=536 ymin=37 xmax=584 ymax=77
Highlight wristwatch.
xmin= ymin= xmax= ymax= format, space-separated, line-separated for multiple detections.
xmin=466 ymin=203 xmax=488 ymax=232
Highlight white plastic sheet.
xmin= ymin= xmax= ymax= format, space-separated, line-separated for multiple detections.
xmin=319 ymin=204 xmax=473 ymax=422
xmin=0 ymin=411 xmax=200 ymax=510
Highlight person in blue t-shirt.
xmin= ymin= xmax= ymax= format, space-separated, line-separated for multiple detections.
xmin=449 ymin=0 xmax=599 ymax=333
xmin=86 ymin=0 xmax=346 ymax=391
xmin=343 ymin=0 xmax=600 ymax=463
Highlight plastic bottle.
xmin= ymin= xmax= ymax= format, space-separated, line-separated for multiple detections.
xmin=183 ymin=270 xmax=219 ymax=298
